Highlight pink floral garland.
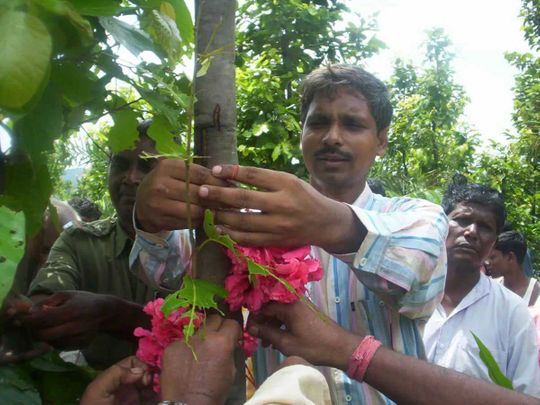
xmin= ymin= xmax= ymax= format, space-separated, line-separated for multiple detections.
xmin=135 ymin=245 xmax=322 ymax=391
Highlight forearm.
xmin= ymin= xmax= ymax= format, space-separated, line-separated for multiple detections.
xmin=363 ymin=347 xmax=536 ymax=405
xmin=100 ymin=295 xmax=150 ymax=341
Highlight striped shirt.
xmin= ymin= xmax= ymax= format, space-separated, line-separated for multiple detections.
xmin=250 ymin=186 xmax=448 ymax=404
xmin=131 ymin=185 xmax=448 ymax=404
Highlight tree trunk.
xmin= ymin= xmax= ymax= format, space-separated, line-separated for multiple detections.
xmin=193 ymin=1 xmax=245 ymax=403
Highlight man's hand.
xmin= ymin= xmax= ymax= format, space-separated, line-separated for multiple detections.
xmin=80 ymin=356 xmax=154 ymax=405
xmin=135 ymin=159 xmax=232 ymax=233
xmin=11 ymin=291 xmax=146 ymax=349
xmin=199 ymin=165 xmax=366 ymax=253
xmin=160 ymin=314 xmax=241 ymax=405
xmin=247 ymin=300 xmax=362 ymax=371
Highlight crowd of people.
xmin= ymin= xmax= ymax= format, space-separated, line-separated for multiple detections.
xmin=2 ymin=64 xmax=539 ymax=404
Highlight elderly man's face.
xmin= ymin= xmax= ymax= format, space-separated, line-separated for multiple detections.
xmin=446 ymin=202 xmax=498 ymax=270
xmin=108 ymin=136 xmax=158 ymax=233
xmin=301 ymin=88 xmax=387 ymax=197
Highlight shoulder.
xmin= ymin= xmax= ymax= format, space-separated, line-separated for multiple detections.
xmin=376 ymin=194 xmax=445 ymax=216
xmin=487 ymin=277 xmax=531 ymax=318
xmin=62 ymin=217 xmax=117 ymax=239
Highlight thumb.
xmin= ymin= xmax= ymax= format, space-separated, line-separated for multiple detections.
xmin=81 ymin=364 xmax=145 ymax=404
xmin=34 ymin=292 xmax=70 ymax=309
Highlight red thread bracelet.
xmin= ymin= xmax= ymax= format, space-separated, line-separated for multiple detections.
xmin=346 ymin=335 xmax=382 ymax=382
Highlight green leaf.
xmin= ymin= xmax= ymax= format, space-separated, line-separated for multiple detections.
xmin=0 ymin=366 xmax=41 ymax=405
xmin=141 ymin=9 xmax=182 ymax=61
xmin=203 ymin=209 xmax=236 ymax=250
xmin=472 ymin=332 xmax=514 ymax=389
xmin=161 ymin=276 xmax=228 ymax=317
xmin=107 ymin=109 xmax=140 ymax=152
xmin=0 ymin=11 xmax=52 ymax=110
xmin=0 ymin=207 xmax=25 ymax=303
xmin=147 ymin=115 xmax=185 ymax=155
xmin=14 ymin=84 xmax=64 ymax=157
xmin=52 ymin=64 xmax=104 ymax=107
xmin=168 ymin=0 xmax=193 ymax=45
xmin=69 ymin=0 xmax=122 ymax=16
xmin=99 ymin=17 xmax=155 ymax=57
xmin=246 ymin=259 xmax=270 ymax=276
xmin=196 ymin=57 xmax=212 ymax=78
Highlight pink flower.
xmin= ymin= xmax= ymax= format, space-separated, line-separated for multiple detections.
xmin=224 ymin=245 xmax=322 ymax=312
xmin=243 ymin=329 xmax=259 ymax=358
xmin=135 ymin=299 xmax=204 ymax=393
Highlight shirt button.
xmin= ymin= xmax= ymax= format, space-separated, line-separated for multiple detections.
xmin=359 ymin=257 xmax=367 ymax=266
xmin=346 ymin=395 xmax=352 ymax=402
xmin=379 ymin=300 xmax=385 ymax=307
xmin=335 ymin=297 xmax=341 ymax=304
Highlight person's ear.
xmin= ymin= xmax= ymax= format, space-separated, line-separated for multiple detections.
xmin=376 ymin=127 xmax=389 ymax=157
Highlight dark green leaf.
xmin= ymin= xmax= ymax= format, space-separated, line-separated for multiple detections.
xmin=0 ymin=366 xmax=40 ymax=405
xmin=69 ymin=0 xmax=122 ymax=16
xmin=0 ymin=207 xmax=25 ymax=304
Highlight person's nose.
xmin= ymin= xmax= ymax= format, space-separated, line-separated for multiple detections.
xmin=124 ymin=164 xmax=143 ymax=185
xmin=322 ymin=123 xmax=343 ymax=146
xmin=463 ymin=222 xmax=478 ymax=240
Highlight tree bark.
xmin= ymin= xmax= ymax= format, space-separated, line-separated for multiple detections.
xmin=193 ymin=1 xmax=245 ymax=404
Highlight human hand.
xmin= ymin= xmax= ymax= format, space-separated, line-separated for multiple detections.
xmin=160 ymin=314 xmax=241 ymax=404
xmin=247 ymin=300 xmax=362 ymax=371
xmin=80 ymin=356 xmax=154 ymax=405
xmin=135 ymin=159 xmax=232 ymax=233
xmin=13 ymin=291 xmax=120 ymax=349
xmin=199 ymin=165 xmax=365 ymax=253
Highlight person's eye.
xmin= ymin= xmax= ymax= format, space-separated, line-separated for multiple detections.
xmin=110 ymin=157 xmax=128 ymax=171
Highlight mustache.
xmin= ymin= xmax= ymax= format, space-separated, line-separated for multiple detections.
xmin=314 ymin=146 xmax=352 ymax=160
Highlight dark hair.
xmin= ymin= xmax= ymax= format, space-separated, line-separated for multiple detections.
xmin=69 ymin=196 xmax=102 ymax=222
xmin=367 ymin=178 xmax=386 ymax=196
xmin=494 ymin=230 xmax=528 ymax=265
xmin=441 ymin=183 xmax=506 ymax=233
xmin=299 ymin=64 xmax=393 ymax=131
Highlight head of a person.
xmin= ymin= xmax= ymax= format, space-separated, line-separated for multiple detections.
xmin=108 ymin=120 xmax=158 ymax=235
xmin=27 ymin=198 xmax=80 ymax=270
xmin=485 ymin=230 xmax=528 ymax=278
xmin=69 ymin=196 xmax=102 ymax=222
xmin=299 ymin=65 xmax=392 ymax=200
xmin=442 ymin=183 xmax=506 ymax=271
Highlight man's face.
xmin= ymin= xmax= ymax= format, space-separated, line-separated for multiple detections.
xmin=108 ymin=136 xmax=158 ymax=230
xmin=484 ymin=249 xmax=509 ymax=278
xmin=446 ymin=202 xmax=498 ymax=270
xmin=301 ymin=88 xmax=387 ymax=196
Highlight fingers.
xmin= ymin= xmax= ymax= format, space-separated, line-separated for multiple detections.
xmin=247 ymin=318 xmax=288 ymax=354
xmin=199 ymin=184 xmax=273 ymax=212
xmin=0 ymin=342 xmax=52 ymax=365
xmin=162 ymin=160 xmax=230 ymax=188
xmin=205 ymin=314 xmax=224 ymax=331
xmin=211 ymin=165 xmax=290 ymax=191
xmin=221 ymin=318 xmax=242 ymax=345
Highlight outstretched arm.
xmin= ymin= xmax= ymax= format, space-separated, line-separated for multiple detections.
xmin=247 ymin=300 xmax=539 ymax=405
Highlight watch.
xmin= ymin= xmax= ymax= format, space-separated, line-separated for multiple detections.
xmin=157 ymin=402 xmax=188 ymax=405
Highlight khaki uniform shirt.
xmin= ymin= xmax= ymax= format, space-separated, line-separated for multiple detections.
xmin=28 ymin=217 xmax=159 ymax=369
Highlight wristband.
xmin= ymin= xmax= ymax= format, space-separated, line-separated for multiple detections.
xmin=158 ymin=402 xmax=187 ymax=405
xmin=346 ymin=335 xmax=382 ymax=382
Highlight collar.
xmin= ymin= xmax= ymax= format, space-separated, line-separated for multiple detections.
xmin=114 ymin=219 xmax=132 ymax=258
xmin=443 ymin=272 xmax=491 ymax=319
xmin=350 ymin=183 xmax=374 ymax=209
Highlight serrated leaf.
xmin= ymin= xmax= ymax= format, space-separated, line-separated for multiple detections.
xmin=168 ymin=0 xmax=193 ymax=45
xmin=472 ymin=332 xmax=514 ymax=389
xmin=0 ymin=11 xmax=52 ymax=110
xmin=107 ymin=109 xmax=140 ymax=152
xmin=70 ymin=0 xmax=122 ymax=16
xmin=99 ymin=17 xmax=155 ymax=57
xmin=142 ymin=9 xmax=182 ymax=61
xmin=0 ymin=207 xmax=25 ymax=302
xmin=160 ymin=2 xmax=176 ymax=20
xmin=52 ymin=63 xmax=103 ymax=107
xmin=203 ymin=209 xmax=237 ymax=250
xmin=147 ymin=115 xmax=185 ymax=155
xmin=246 ymin=259 xmax=270 ymax=276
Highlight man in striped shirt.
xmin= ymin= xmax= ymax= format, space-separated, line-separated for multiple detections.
xmin=131 ymin=65 xmax=448 ymax=404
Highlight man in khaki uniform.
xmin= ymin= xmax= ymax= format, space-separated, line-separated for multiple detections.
xmin=10 ymin=124 xmax=161 ymax=369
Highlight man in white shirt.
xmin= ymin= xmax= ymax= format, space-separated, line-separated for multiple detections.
xmin=423 ymin=183 xmax=540 ymax=397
